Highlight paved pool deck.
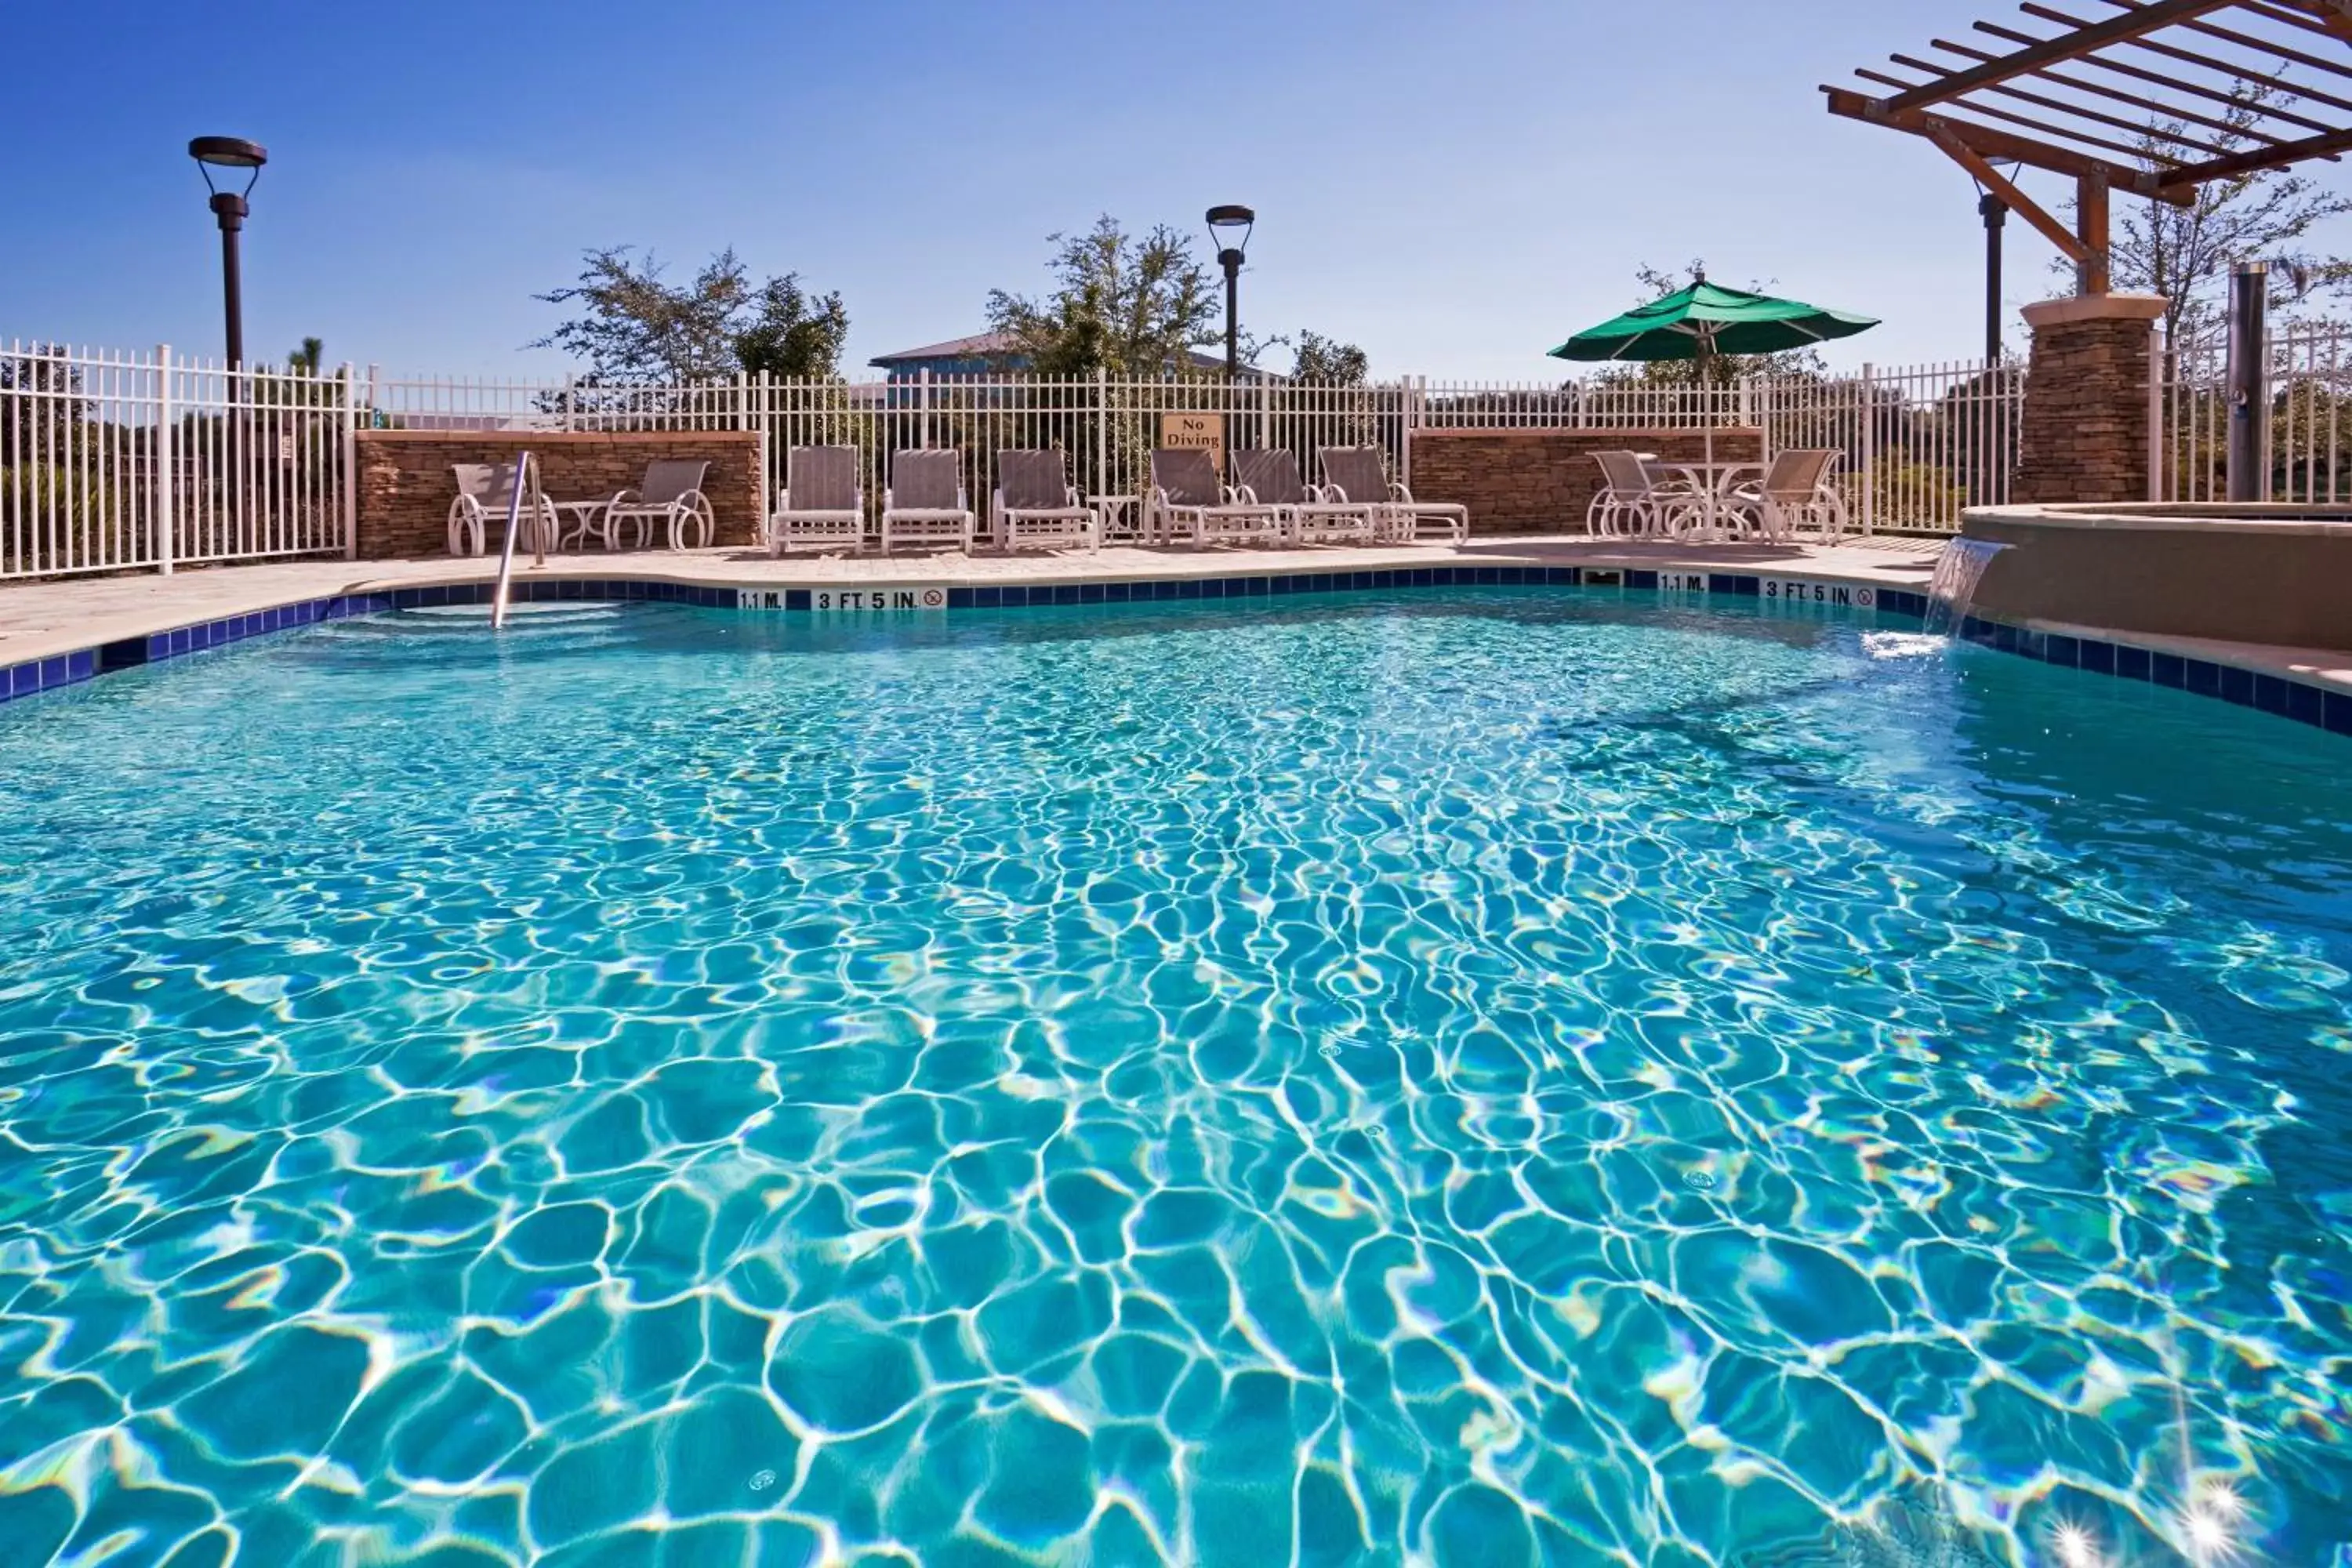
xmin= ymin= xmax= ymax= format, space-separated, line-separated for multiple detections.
xmin=3 ymin=532 xmax=2348 ymax=709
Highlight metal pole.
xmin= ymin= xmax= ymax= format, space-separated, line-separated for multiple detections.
xmin=1220 ymin=251 xmax=1241 ymax=379
xmin=1980 ymin=192 xmax=2006 ymax=364
xmin=155 ymin=344 xmax=175 ymax=575
xmin=210 ymin=193 xmax=248 ymax=372
xmin=2226 ymin=261 xmax=2268 ymax=503
xmin=340 ymin=361 xmax=358 ymax=558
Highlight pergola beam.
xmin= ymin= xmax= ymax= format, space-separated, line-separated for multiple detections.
xmin=1821 ymin=84 xmax=2196 ymax=200
xmin=1828 ymin=0 xmax=2350 ymax=298
xmin=1931 ymin=34 xmax=2301 ymax=141
xmin=1928 ymin=127 xmax=2100 ymax=264
xmin=2021 ymin=3 xmax=2352 ymax=118
xmin=2156 ymin=118 xmax=2352 ymax=180
xmin=1886 ymin=52 xmax=2238 ymax=153
xmin=2240 ymin=0 xmax=2352 ymax=43
xmin=1878 ymin=0 xmax=2239 ymax=111
xmin=1976 ymin=17 xmax=2343 ymax=133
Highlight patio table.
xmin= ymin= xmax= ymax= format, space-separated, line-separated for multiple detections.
xmin=1646 ymin=460 xmax=1764 ymax=541
xmin=550 ymin=499 xmax=615 ymax=551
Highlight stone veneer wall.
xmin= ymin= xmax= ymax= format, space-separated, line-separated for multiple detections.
xmin=1406 ymin=426 xmax=1763 ymax=535
xmin=2013 ymin=294 xmax=2164 ymax=506
xmin=354 ymin=431 xmax=764 ymax=558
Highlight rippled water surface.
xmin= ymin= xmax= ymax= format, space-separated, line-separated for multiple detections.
xmin=3 ymin=590 xmax=2350 ymax=1567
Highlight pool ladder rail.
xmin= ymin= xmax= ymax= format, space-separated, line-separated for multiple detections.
xmin=489 ymin=450 xmax=549 ymax=630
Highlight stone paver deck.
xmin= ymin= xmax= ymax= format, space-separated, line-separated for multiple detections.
xmin=0 ymin=535 xmax=1944 ymax=666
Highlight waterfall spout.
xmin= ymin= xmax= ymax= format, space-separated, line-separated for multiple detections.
xmin=1924 ymin=539 xmax=2009 ymax=636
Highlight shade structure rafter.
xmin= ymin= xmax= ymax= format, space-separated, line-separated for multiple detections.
xmin=1824 ymin=0 xmax=2352 ymax=292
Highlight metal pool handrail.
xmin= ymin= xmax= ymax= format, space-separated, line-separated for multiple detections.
xmin=489 ymin=452 xmax=538 ymax=630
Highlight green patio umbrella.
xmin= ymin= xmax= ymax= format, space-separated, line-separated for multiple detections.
xmin=1548 ymin=276 xmax=1879 ymax=365
xmin=1548 ymin=274 xmax=1879 ymax=477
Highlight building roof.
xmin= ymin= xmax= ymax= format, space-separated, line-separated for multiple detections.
xmin=869 ymin=330 xmax=1250 ymax=375
xmin=868 ymin=332 xmax=1023 ymax=367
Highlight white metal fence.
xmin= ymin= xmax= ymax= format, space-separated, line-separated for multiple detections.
xmin=365 ymin=362 xmax=2027 ymax=537
xmin=2 ymin=341 xmax=357 ymax=579
xmin=2 ymin=340 xmax=2032 ymax=580
xmin=2154 ymin=322 xmax=2351 ymax=505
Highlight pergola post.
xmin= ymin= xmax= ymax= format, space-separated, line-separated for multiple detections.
xmin=2075 ymin=172 xmax=2111 ymax=296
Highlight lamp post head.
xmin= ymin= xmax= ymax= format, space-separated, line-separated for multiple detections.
xmin=1206 ymin=203 xmax=1254 ymax=270
xmin=190 ymin=136 xmax=267 ymax=202
xmin=1970 ymin=156 xmax=2020 ymax=213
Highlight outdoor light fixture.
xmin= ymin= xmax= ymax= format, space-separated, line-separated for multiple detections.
xmin=189 ymin=136 xmax=268 ymax=371
xmin=1206 ymin=204 xmax=1255 ymax=379
xmin=1969 ymin=158 xmax=2020 ymax=365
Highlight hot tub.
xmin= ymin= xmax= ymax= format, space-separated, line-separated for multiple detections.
xmin=1960 ymin=502 xmax=2352 ymax=651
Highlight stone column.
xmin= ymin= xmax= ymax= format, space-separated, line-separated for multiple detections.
xmin=2012 ymin=292 xmax=2165 ymax=505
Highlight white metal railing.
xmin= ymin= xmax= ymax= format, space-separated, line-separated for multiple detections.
xmin=369 ymin=362 xmax=2024 ymax=536
xmin=1 ymin=341 xmax=2030 ymax=579
xmin=2 ymin=339 xmax=358 ymax=579
xmin=2154 ymin=322 xmax=2351 ymax=505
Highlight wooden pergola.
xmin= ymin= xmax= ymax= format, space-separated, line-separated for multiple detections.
xmin=1824 ymin=1 xmax=2352 ymax=292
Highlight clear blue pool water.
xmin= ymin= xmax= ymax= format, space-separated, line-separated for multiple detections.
xmin=2 ymin=588 xmax=2350 ymax=1567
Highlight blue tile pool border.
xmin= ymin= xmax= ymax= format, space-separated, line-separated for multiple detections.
xmin=2 ymin=566 xmax=2347 ymax=741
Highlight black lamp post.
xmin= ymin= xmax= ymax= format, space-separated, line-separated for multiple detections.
xmin=1969 ymin=159 xmax=2018 ymax=365
xmin=188 ymin=136 xmax=268 ymax=370
xmin=1205 ymin=204 xmax=1254 ymax=379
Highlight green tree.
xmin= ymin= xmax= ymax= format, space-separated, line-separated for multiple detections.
xmin=734 ymin=274 xmax=851 ymax=380
xmin=533 ymin=246 xmax=849 ymax=383
xmin=285 ymin=336 xmax=325 ymax=376
xmin=2058 ymin=82 xmax=2352 ymax=343
xmin=986 ymin=216 xmax=1222 ymax=376
xmin=0 ymin=344 xmax=89 ymax=465
xmin=1291 ymin=331 xmax=1369 ymax=383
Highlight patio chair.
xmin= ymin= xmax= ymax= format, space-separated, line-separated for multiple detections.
xmin=991 ymin=449 xmax=1100 ymax=553
xmin=767 ymin=445 xmax=864 ymax=556
xmin=880 ymin=449 xmax=975 ymax=554
xmin=1318 ymin=447 xmax=1468 ymax=543
xmin=1146 ymin=448 xmax=1279 ymax=546
xmin=1722 ymin=449 xmax=1847 ymax=543
xmin=1588 ymin=450 xmax=1685 ymax=538
xmin=1230 ymin=448 xmax=1378 ymax=544
xmin=448 ymin=462 xmax=557 ymax=557
xmin=601 ymin=459 xmax=714 ymax=551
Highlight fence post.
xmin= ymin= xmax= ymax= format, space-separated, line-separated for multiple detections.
xmin=154 ymin=343 xmax=175 ymax=575
xmin=920 ymin=368 xmax=932 ymax=451
xmin=1094 ymin=368 xmax=1109 ymax=501
xmin=1859 ymin=361 xmax=1877 ymax=535
xmin=2147 ymin=324 xmax=2165 ymax=503
xmin=340 ymin=361 xmax=359 ymax=559
xmin=563 ymin=372 xmax=576 ymax=433
xmin=1404 ymin=376 xmax=1424 ymax=491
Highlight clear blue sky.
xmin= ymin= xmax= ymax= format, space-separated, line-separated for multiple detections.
xmin=7 ymin=0 xmax=2334 ymax=381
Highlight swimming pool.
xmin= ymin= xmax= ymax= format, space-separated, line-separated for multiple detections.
xmin=2 ymin=587 xmax=2348 ymax=1566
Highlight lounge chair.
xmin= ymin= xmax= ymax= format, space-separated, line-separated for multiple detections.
xmin=601 ymin=459 xmax=714 ymax=551
xmin=1146 ymin=448 xmax=1279 ymax=546
xmin=880 ymin=449 xmax=975 ymax=554
xmin=1588 ymin=450 xmax=1688 ymax=538
xmin=1318 ymin=447 xmax=1468 ymax=543
xmin=991 ymin=449 xmax=1099 ymax=552
xmin=448 ymin=462 xmax=557 ymax=557
xmin=1723 ymin=449 xmax=1847 ymax=543
xmin=768 ymin=445 xmax=863 ymax=556
xmin=1231 ymin=448 xmax=1378 ymax=544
